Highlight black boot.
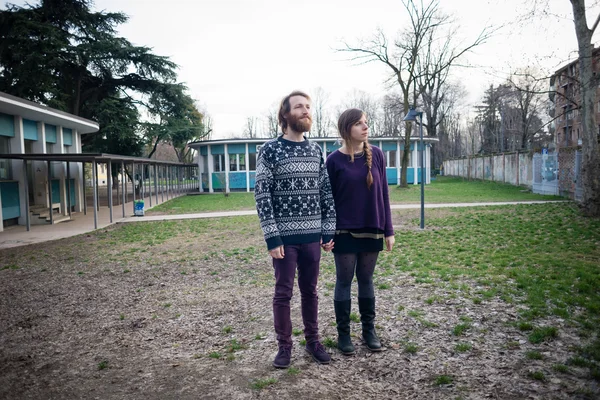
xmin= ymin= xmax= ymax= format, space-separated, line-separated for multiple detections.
xmin=334 ymin=300 xmax=355 ymax=355
xmin=358 ymin=297 xmax=382 ymax=352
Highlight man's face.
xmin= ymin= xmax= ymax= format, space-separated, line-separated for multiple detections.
xmin=286 ymin=95 xmax=312 ymax=133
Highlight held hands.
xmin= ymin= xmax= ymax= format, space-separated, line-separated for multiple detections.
xmin=385 ymin=235 xmax=395 ymax=251
xmin=269 ymin=245 xmax=285 ymax=259
xmin=320 ymin=239 xmax=334 ymax=252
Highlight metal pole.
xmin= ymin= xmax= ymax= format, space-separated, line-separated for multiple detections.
xmin=107 ymin=161 xmax=113 ymax=223
xmin=132 ymin=162 xmax=136 ymax=215
xmin=82 ymin=162 xmax=87 ymax=216
xmin=66 ymin=162 xmax=72 ymax=218
xmin=121 ymin=161 xmax=126 ymax=218
xmin=148 ymin=163 xmax=153 ymax=207
xmin=47 ymin=161 xmax=53 ymax=224
xmin=92 ymin=160 xmax=98 ymax=230
xmin=141 ymin=162 xmax=145 ymax=205
xmin=419 ymin=115 xmax=425 ymax=230
xmin=161 ymin=165 xmax=165 ymax=203
xmin=154 ymin=164 xmax=159 ymax=205
xmin=96 ymin=162 xmax=100 ymax=212
xmin=23 ymin=160 xmax=30 ymax=231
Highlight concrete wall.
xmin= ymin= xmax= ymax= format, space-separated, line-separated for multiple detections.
xmin=443 ymin=151 xmax=533 ymax=188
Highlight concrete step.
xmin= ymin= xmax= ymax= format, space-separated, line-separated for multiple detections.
xmin=50 ymin=215 xmax=71 ymax=224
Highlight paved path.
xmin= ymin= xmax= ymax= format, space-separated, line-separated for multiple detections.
xmin=0 ymin=200 xmax=568 ymax=250
xmin=118 ymin=200 xmax=567 ymax=223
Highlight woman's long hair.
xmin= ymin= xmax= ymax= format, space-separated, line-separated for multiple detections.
xmin=337 ymin=108 xmax=373 ymax=189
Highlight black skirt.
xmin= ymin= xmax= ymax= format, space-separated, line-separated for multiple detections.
xmin=332 ymin=228 xmax=384 ymax=254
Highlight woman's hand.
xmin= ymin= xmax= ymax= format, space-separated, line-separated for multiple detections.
xmin=321 ymin=239 xmax=334 ymax=252
xmin=385 ymin=235 xmax=395 ymax=251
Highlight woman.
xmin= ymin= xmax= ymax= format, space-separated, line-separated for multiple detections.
xmin=326 ymin=108 xmax=395 ymax=355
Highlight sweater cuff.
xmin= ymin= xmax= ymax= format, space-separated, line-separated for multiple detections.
xmin=384 ymin=230 xmax=394 ymax=238
xmin=266 ymin=236 xmax=284 ymax=251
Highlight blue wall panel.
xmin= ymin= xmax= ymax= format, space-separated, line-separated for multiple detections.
xmin=45 ymin=124 xmax=57 ymax=143
xmin=228 ymin=144 xmax=246 ymax=154
xmin=0 ymin=181 xmax=20 ymax=220
xmin=386 ymin=168 xmax=397 ymax=185
xmin=382 ymin=142 xmax=397 ymax=151
xmin=23 ymin=119 xmax=38 ymax=141
xmin=406 ymin=168 xmax=415 ymax=184
xmin=229 ymin=172 xmax=247 ymax=189
xmin=63 ymin=128 xmax=73 ymax=146
xmin=0 ymin=113 xmax=14 ymax=137
xmin=211 ymin=172 xmax=225 ymax=189
xmin=210 ymin=145 xmax=224 ymax=155
xmin=51 ymin=179 xmax=60 ymax=204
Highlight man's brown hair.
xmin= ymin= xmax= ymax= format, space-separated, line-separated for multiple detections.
xmin=278 ymin=90 xmax=311 ymax=133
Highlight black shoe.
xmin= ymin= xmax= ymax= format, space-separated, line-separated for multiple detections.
xmin=358 ymin=297 xmax=383 ymax=352
xmin=305 ymin=341 xmax=331 ymax=364
xmin=272 ymin=346 xmax=292 ymax=368
xmin=334 ymin=300 xmax=355 ymax=355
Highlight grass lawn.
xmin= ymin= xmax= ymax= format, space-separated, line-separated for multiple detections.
xmin=387 ymin=176 xmax=565 ymax=204
xmin=148 ymin=176 xmax=565 ymax=215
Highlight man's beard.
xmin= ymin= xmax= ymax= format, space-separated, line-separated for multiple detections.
xmin=287 ymin=114 xmax=312 ymax=133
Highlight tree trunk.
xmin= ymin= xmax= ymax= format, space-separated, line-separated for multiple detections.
xmin=571 ymin=0 xmax=600 ymax=216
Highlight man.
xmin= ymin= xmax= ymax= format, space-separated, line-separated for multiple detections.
xmin=255 ymin=90 xmax=336 ymax=368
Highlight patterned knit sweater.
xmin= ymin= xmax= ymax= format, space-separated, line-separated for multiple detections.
xmin=255 ymin=136 xmax=336 ymax=250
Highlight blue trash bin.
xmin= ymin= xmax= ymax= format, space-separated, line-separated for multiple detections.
xmin=134 ymin=200 xmax=145 ymax=216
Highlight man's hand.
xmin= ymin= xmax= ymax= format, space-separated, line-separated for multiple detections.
xmin=385 ymin=236 xmax=395 ymax=251
xmin=269 ymin=245 xmax=285 ymax=259
xmin=321 ymin=239 xmax=334 ymax=252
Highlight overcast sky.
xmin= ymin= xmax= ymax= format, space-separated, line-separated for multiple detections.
xmin=8 ymin=0 xmax=600 ymax=138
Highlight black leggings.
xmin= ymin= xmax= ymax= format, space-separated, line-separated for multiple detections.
xmin=333 ymin=252 xmax=379 ymax=301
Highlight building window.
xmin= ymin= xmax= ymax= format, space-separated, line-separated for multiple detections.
xmin=0 ymin=136 xmax=11 ymax=179
xmin=228 ymin=154 xmax=247 ymax=171
xmin=213 ymin=154 xmax=225 ymax=172
xmin=386 ymin=150 xmax=397 ymax=167
xmin=249 ymin=153 xmax=257 ymax=171
xmin=229 ymin=154 xmax=238 ymax=171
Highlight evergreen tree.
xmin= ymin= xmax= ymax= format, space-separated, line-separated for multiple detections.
xmin=0 ymin=0 xmax=207 ymax=156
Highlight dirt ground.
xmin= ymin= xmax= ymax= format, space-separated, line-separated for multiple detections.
xmin=0 ymin=212 xmax=598 ymax=400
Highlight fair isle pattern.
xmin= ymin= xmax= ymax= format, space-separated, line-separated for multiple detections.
xmin=254 ymin=137 xmax=336 ymax=250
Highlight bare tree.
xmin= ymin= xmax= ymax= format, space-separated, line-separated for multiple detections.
xmin=243 ymin=116 xmax=258 ymax=138
xmin=340 ymin=0 xmax=491 ymax=186
xmin=337 ymin=89 xmax=384 ymax=137
xmin=507 ymin=69 xmax=548 ymax=150
xmin=265 ymin=106 xmax=280 ymax=138
xmin=311 ymin=87 xmax=333 ymax=137
xmin=381 ymin=91 xmax=405 ymax=137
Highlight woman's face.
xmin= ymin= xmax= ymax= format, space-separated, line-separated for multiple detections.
xmin=349 ymin=114 xmax=369 ymax=144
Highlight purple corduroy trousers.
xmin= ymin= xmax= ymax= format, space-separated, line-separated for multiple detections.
xmin=272 ymin=242 xmax=321 ymax=347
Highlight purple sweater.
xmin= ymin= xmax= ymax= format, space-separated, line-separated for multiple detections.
xmin=326 ymin=145 xmax=394 ymax=237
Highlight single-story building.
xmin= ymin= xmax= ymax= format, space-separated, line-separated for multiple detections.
xmin=0 ymin=91 xmax=99 ymax=232
xmin=189 ymin=136 xmax=437 ymax=193
xmin=0 ymin=91 xmax=198 ymax=233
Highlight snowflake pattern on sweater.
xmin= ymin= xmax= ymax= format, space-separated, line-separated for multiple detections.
xmin=254 ymin=136 xmax=336 ymax=250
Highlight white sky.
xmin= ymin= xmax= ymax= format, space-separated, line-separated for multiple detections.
xmin=8 ymin=0 xmax=600 ymax=138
